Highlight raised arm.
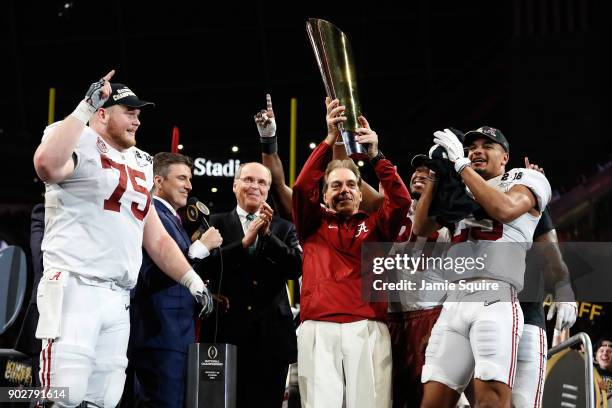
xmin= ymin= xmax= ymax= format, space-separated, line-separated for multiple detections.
xmin=412 ymin=170 xmax=441 ymax=237
xmin=331 ymin=125 xmax=384 ymax=213
xmin=34 ymin=70 xmax=115 ymax=183
xmin=292 ymin=98 xmax=344 ymax=239
xmin=354 ymin=115 xmax=411 ymax=239
xmin=461 ymin=171 xmax=537 ymax=223
xmin=434 ymin=129 xmax=538 ymax=223
xmin=254 ymin=94 xmax=293 ymax=220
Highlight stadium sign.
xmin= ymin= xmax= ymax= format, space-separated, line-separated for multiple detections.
xmin=193 ymin=158 xmax=241 ymax=178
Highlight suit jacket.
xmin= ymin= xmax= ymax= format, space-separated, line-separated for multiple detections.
xmin=201 ymin=209 xmax=302 ymax=364
xmin=30 ymin=203 xmax=45 ymax=305
xmin=130 ymin=199 xmax=199 ymax=354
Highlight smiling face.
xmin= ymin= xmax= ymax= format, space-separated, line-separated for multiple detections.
xmin=597 ymin=340 xmax=612 ymax=371
xmin=409 ymin=165 xmax=430 ymax=199
xmin=93 ymin=105 xmax=142 ymax=151
xmin=233 ymin=162 xmax=270 ymax=214
xmin=467 ymin=137 xmax=509 ymax=180
xmin=154 ymin=163 xmax=192 ymax=210
xmin=323 ymin=167 xmax=362 ymax=216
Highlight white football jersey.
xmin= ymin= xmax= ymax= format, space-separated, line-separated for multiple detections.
xmin=41 ymin=123 xmax=153 ymax=288
xmin=449 ymin=168 xmax=552 ymax=290
xmin=388 ymin=203 xmax=451 ymax=312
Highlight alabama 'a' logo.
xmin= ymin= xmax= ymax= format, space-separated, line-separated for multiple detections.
xmin=355 ymin=221 xmax=369 ymax=238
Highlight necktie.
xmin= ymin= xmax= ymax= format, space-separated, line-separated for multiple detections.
xmin=246 ymin=214 xmax=257 ymax=254
xmin=175 ymin=214 xmax=182 ymax=225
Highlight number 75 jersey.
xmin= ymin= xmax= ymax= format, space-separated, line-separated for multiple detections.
xmin=41 ymin=124 xmax=153 ymax=289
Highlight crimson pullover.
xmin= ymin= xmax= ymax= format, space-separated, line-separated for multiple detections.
xmin=293 ymin=142 xmax=411 ymax=323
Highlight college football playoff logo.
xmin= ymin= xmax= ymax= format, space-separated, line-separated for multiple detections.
xmin=96 ymin=137 xmax=108 ymax=153
xmin=207 ymin=346 xmax=218 ymax=360
xmin=133 ymin=150 xmax=152 ymax=167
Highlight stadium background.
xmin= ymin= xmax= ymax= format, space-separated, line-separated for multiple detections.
xmin=1 ymin=0 xmax=610 ymax=379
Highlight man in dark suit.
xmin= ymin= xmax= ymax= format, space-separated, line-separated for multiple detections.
xmin=13 ymin=203 xmax=44 ymax=389
xmin=201 ymin=161 xmax=302 ymax=407
xmin=130 ymin=152 xmax=222 ymax=408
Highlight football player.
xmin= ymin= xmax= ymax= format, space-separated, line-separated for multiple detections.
xmin=33 ymin=71 xmax=212 ymax=407
xmin=414 ymin=127 xmax=551 ymax=407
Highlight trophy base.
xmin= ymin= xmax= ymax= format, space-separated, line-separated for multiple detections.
xmin=341 ymin=129 xmax=368 ymax=159
xmin=186 ymin=343 xmax=237 ymax=408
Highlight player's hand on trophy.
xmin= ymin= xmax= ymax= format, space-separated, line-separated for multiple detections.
xmin=355 ymin=115 xmax=379 ymax=159
xmin=547 ymin=301 xmax=578 ymax=331
xmin=524 ymin=157 xmax=545 ymax=174
xmin=325 ymin=97 xmax=346 ymax=144
xmin=254 ymin=93 xmax=277 ymax=138
xmin=71 ymin=69 xmax=115 ymax=124
xmin=433 ymin=128 xmax=471 ymax=173
xmin=199 ymin=227 xmax=223 ymax=251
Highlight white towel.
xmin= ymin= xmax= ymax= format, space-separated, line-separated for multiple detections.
xmin=35 ymin=270 xmax=68 ymax=339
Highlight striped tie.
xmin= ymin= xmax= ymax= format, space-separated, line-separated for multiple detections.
xmin=246 ymin=214 xmax=256 ymax=254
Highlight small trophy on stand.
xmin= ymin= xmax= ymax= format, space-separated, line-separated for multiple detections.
xmin=307 ymin=18 xmax=367 ymax=159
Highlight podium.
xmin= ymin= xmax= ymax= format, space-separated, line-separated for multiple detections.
xmin=186 ymin=343 xmax=237 ymax=408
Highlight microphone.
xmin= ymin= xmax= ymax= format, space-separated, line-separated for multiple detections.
xmin=187 ymin=198 xmax=225 ymax=345
xmin=187 ymin=197 xmax=211 ymax=241
xmin=187 ymin=196 xmax=210 ymax=220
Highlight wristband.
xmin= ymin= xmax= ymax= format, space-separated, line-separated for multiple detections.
xmin=370 ymin=151 xmax=385 ymax=166
xmin=71 ymin=100 xmax=97 ymax=125
xmin=260 ymin=136 xmax=278 ymax=154
xmin=179 ymin=268 xmax=200 ymax=290
xmin=454 ymin=157 xmax=471 ymax=174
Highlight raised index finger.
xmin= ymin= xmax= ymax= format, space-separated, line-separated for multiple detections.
xmin=103 ymin=69 xmax=115 ymax=82
xmin=266 ymin=94 xmax=273 ymax=112
xmin=524 ymin=157 xmax=530 ymax=168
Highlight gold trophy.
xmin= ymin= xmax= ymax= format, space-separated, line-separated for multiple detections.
xmin=306 ymin=18 xmax=366 ymax=158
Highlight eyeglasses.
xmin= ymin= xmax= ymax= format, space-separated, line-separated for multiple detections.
xmin=238 ymin=176 xmax=269 ymax=188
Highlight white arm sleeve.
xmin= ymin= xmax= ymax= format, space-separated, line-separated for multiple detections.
xmin=511 ymin=168 xmax=552 ymax=211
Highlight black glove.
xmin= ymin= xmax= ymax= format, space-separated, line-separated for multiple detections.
xmin=71 ymin=74 xmax=113 ymax=124
xmin=85 ymin=78 xmax=111 ymax=110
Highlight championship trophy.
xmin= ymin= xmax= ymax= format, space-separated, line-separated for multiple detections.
xmin=306 ymin=18 xmax=367 ymax=158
